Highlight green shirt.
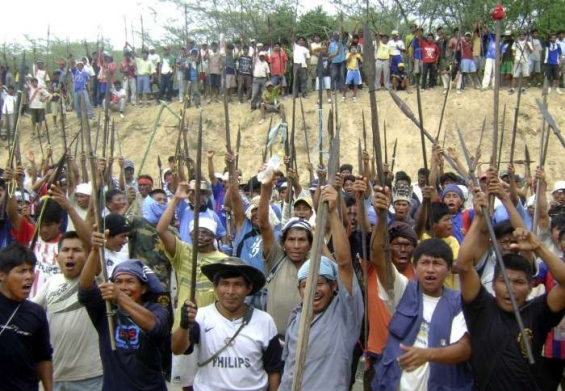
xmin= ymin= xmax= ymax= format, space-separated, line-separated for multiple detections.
xmin=262 ymin=85 xmax=281 ymax=104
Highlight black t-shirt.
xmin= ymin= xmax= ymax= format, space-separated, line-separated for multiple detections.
xmin=238 ymin=56 xmax=252 ymax=76
xmin=463 ymin=285 xmax=564 ymax=391
xmin=0 ymin=292 xmax=52 ymax=391
xmin=78 ymin=284 xmax=170 ymax=391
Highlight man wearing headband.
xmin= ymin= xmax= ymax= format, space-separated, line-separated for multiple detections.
xmin=127 ymin=175 xmax=154 ymax=218
xmin=79 ymin=234 xmax=171 ymax=390
xmin=259 ymin=167 xmax=314 ymax=336
xmin=371 ymin=189 xmax=473 ymax=391
xmin=279 ymin=185 xmax=363 ymax=390
xmin=172 ymin=257 xmax=283 ymax=389
xmin=157 ymin=182 xmax=225 ymax=389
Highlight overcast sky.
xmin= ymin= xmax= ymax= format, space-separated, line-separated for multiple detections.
xmin=3 ymin=0 xmax=332 ymax=48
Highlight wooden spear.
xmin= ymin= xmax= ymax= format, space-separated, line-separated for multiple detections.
xmin=456 ymin=125 xmax=534 ymax=364
xmin=364 ymin=18 xmax=395 ymax=304
xmin=190 ymin=113 xmax=204 ymax=302
xmin=497 ymin=104 xmax=507 ymax=171
xmin=80 ymin=90 xmax=116 ymax=350
xmin=290 ymin=126 xmax=341 ymax=391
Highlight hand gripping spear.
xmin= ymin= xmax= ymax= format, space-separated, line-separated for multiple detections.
xmin=290 ymin=125 xmax=341 ymax=391
xmin=456 ymin=126 xmax=534 ymax=364
xmin=363 ymin=18 xmax=395 ymax=305
xmin=80 ymin=90 xmax=116 ymax=350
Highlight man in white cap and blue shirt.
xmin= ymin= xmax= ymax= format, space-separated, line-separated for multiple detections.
xmin=278 ymin=185 xmax=363 ymax=391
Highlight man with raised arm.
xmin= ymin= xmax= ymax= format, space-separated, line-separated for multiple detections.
xmin=458 ymin=189 xmax=565 ymax=390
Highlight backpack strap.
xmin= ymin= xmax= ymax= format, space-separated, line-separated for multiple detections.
xmin=197 ymin=306 xmax=254 ymax=367
xmin=266 ymin=254 xmax=287 ymax=283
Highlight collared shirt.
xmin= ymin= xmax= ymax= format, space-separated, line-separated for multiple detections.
xmin=293 ymin=44 xmax=310 ymax=68
xmin=280 ymin=273 xmax=364 ymax=391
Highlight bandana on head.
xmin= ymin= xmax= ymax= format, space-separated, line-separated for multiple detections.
xmin=388 ymin=221 xmax=418 ymax=247
xmin=297 ymin=256 xmax=338 ymax=282
xmin=142 ymin=196 xmax=168 ymax=224
xmin=441 ymin=184 xmax=464 ymax=202
xmin=281 ymin=217 xmax=312 ymax=236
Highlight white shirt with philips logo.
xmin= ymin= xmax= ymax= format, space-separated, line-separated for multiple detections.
xmin=192 ymin=303 xmax=280 ymax=391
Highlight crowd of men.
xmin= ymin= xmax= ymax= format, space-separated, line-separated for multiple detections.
xmin=1 ymin=21 xmax=565 ymax=391
xmin=1 ymin=23 xmax=564 ymax=137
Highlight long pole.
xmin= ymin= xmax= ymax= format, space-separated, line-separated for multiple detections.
xmin=290 ymin=127 xmax=340 ymax=391
xmin=497 ymin=104 xmax=507 ymax=171
xmin=456 ymin=126 xmax=534 ymax=364
xmin=190 ymin=113 xmax=203 ymax=302
xmin=363 ymin=16 xmax=394 ymax=305
xmin=80 ymin=91 xmax=116 ymax=350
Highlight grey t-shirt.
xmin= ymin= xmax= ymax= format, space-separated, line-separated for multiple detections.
xmin=266 ymin=243 xmax=303 ymax=335
xmin=279 ymin=273 xmax=364 ymax=391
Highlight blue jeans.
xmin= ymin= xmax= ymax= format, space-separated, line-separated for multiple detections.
xmin=74 ymin=90 xmax=94 ymax=119
xmin=158 ymin=72 xmax=174 ymax=101
xmin=54 ymin=375 xmax=103 ymax=391
xmin=331 ymin=61 xmax=345 ymax=92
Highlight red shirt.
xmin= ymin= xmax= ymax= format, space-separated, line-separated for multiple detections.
xmin=419 ymin=39 xmax=440 ymax=63
xmin=268 ymin=50 xmax=288 ymax=76
xmin=461 ymin=39 xmax=473 ymax=59
xmin=10 ymin=217 xmax=35 ymax=246
xmin=120 ymin=59 xmax=137 ymax=78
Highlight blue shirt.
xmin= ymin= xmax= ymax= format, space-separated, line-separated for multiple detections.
xmin=411 ymin=38 xmax=422 ymax=60
xmin=485 ymin=33 xmax=497 ymax=59
xmin=176 ymin=200 xmax=227 ymax=244
xmin=546 ymin=43 xmax=562 ymax=65
xmin=328 ymin=40 xmax=346 ymax=63
xmin=72 ymin=68 xmax=90 ymax=92
xmin=232 ymin=218 xmax=264 ymax=273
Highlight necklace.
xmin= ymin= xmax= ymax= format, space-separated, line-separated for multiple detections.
xmin=0 ymin=303 xmax=21 ymax=337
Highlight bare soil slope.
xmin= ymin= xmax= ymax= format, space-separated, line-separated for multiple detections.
xmin=5 ymin=88 xmax=565 ymax=187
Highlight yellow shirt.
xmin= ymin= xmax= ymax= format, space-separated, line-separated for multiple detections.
xmin=472 ymin=34 xmax=481 ymax=57
xmin=167 ymin=238 xmax=226 ymax=328
xmin=420 ymin=233 xmax=460 ymax=290
xmin=135 ymin=57 xmax=156 ymax=76
xmin=346 ymin=52 xmax=362 ymax=70
xmin=376 ymin=41 xmax=392 ymax=60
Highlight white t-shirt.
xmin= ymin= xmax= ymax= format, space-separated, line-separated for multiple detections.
xmin=32 ymin=238 xmax=60 ymax=298
xmin=104 ymin=245 xmax=130 ymax=276
xmin=513 ymin=40 xmax=533 ymax=64
xmin=149 ymin=53 xmax=161 ymax=69
xmin=32 ymin=275 xmax=103 ymax=381
xmin=293 ymin=44 xmax=310 ymax=68
xmin=390 ymin=39 xmax=406 ymax=56
xmin=379 ymin=268 xmax=468 ymax=391
xmin=193 ymin=304 xmax=278 ymax=391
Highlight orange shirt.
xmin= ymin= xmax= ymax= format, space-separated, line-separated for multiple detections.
xmin=365 ymin=263 xmax=416 ymax=354
xmin=268 ymin=50 xmax=288 ymax=76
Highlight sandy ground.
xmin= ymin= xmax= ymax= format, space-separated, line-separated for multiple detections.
xmin=5 ymin=86 xmax=565 ymax=188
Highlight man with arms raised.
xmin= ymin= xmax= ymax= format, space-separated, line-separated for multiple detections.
xmin=33 ymin=232 xmax=103 ymax=390
xmin=172 ymin=257 xmax=283 ymax=390
xmin=278 ymin=185 xmax=363 ymax=390
xmin=459 ymin=190 xmax=565 ymax=390
xmin=259 ymin=168 xmax=313 ymax=336
xmin=79 ymin=232 xmax=171 ymax=390
xmin=372 ymin=188 xmax=473 ymax=391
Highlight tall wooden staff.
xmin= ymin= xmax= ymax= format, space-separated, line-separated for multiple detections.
xmin=491 ymin=3 xmax=505 ymax=167
xmin=363 ymin=16 xmax=394 ymax=303
xmin=80 ymin=91 xmax=116 ymax=350
xmin=456 ymin=126 xmax=534 ymax=363
xmin=190 ymin=113 xmax=204 ymax=302
xmin=290 ymin=127 xmax=340 ymax=391
xmin=299 ymin=97 xmax=313 ymax=184
xmin=416 ymin=70 xmax=432 ymax=234
xmin=497 ymin=104 xmax=507 ymax=171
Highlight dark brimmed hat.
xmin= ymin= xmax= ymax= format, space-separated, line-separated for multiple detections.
xmin=202 ymin=257 xmax=266 ymax=295
xmin=104 ymin=213 xmax=132 ymax=237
